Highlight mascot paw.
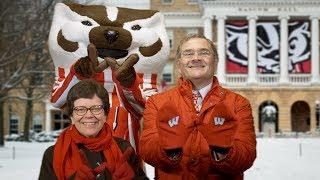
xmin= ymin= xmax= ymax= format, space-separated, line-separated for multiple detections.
xmin=74 ymin=56 xmax=95 ymax=78
xmin=74 ymin=44 xmax=109 ymax=78
xmin=106 ymin=54 xmax=139 ymax=87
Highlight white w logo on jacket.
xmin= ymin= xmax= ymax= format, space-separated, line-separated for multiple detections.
xmin=214 ymin=117 xmax=225 ymax=126
xmin=168 ymin=116 xmax=179 ymax=127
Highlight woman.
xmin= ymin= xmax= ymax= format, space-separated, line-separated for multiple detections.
xmin=39 ymin=79 xmax=147 ymax=180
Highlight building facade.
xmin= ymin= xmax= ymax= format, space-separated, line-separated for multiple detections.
xmin=4 ymin=0 xmax=320 ymax=137
xmin=159 ymin=0 xmax=320 ymax=135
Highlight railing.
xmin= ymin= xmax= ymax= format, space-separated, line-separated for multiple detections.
xmin=257 ymin=74 xmax=279 ymax=85
xmin=289 ymin=74 xmax=312 ymax=85
xmin=225 ymin=74 xmax=247 ymax=85
xmin=224 ymin=74 xmax=312 ymax=86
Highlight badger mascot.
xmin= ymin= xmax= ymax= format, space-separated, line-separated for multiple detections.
xmin=48 ymin=2 xmax=169 ymax=151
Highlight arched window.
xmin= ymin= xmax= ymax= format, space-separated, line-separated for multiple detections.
xmin=291 ymin=101 xmax=310 ymax=132
xmin=258 ymin=100 xmax=279 ymax=133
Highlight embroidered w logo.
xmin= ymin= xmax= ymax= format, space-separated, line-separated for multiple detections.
xmin=214 ymin=117 xmax=225 ymax=126
xmin=168 ymin=116 xmax=179 ymax=127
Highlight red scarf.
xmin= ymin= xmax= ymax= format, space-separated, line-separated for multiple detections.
xmin=53 ymin=123 xmax=134 ymax=180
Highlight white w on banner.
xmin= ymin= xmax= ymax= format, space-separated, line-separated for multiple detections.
xmin=226 ymin=20 xmax=311 ymax=74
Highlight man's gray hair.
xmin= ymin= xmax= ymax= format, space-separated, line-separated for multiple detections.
xmin=176 ymin=34 xmax=218 ymax=62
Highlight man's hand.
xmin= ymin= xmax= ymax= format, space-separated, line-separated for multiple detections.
xmin=198 ymin=102 xmax=238 ymax=156
xmin=105 ymin=54 xmax=139 ymax=88
xmin=157 ymin=100 xmax=193 ymax=158
xmin=74 ymin=44 xmax=108 ymax=78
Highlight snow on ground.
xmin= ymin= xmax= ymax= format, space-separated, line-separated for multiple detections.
xmin=245 ymin=138 xmax=320 ymax=180
xmin=0 ymin=141 xmax=54 ymax=180
xmin=0 ymin=138 xmax=319 ymax=180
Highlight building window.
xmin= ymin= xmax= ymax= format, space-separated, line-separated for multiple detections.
xmin=52 ymin=110 xmax=70 ymax=130
xmin=187 ymin=0 xmax=198 ymax=4
xmin=162 ymin=73 xmax=172 ymax=83
xmin=9 ymin=115 xmax=19 ymax=134
xmin=33 ymin=114 xmax=43 ymax=133
xmin=162 ymin=0 xmax=173 ymax=5
xmin=186 ymin=28 xmax=198 ymax=36
xmin=167 ymin=29 xmax=174 ymax=49
xmin=161 ymin=62 xmax=174 ymax=84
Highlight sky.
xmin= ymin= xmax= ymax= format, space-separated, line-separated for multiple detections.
xmin=0 ymin=138 xmax=319 ymax=180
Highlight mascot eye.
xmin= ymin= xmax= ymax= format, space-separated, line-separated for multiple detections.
xmin=131 ymin=25 xmax=141 ymax=30
xmin=290 ymin=45 xmax=296 ymax=49
xmin=81 ymin=20 xmax=92 ymax=26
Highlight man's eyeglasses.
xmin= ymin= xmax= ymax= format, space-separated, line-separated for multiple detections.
xmin=73 ymin=105 xmax=104 ymax=116
xmin=181 ymin=49 xmax=212 ymax=59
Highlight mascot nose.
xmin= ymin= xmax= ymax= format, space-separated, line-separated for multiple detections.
xmin=104 ymin=30 xmax=119 ymax=44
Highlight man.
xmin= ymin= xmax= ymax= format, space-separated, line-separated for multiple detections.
xmin=139 ymin=34 xmax=256 ymax=179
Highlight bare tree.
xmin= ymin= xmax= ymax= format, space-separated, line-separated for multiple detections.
xmin=0 ymin=0 xmax=56 ymax=145
xmin=20 ymin=51 xmax=54 ymax=142
xmin=20 ymin=0 xmax=56 ymax=142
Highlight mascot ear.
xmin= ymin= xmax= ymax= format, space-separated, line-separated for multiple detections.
xmin=146 ymin=12 xmax=164 ymax=28
xmin=53 ymin=3 xmax=74 ymax=22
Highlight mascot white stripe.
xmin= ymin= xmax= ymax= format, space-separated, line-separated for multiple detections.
xmin=52 ymin=76 xmax=79 ymax=108
xmin=106 ymin=6 xmax=118 ymax=22
xmin=128 ymin=114 xmax=136 ymax=151
xmin=142 ymin=74 xmax=152 ymax=89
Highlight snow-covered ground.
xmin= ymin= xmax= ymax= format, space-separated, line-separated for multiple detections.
xmin=0 ymin=138 xmax=319 ymax=180
xmin=245 ymin=138 xmax=320 ymax=180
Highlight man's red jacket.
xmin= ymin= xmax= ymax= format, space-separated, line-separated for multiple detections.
xmin=140 ymin=77 xmax=256 ymax=180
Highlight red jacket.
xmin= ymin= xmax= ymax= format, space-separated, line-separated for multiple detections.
xmin=139 ymin=77 xmax=256 ymax=180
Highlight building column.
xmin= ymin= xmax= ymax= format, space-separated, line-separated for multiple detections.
xmin=247 ymin=15 xmax=258 ymax=84
xmin=279 ymin=15 xmax=289 ymax=84
xmin=45 ymin=100 xmax=52 ymax=132
xmin=311 ymin=16 xmax=320 ymax=84
xmin=216 ymin=15 xmax=226 ymax=84
xmin=203 ymin=16 xmax=213 ymax=40
xmin=310 ymin=103 xmax=317 ymax=131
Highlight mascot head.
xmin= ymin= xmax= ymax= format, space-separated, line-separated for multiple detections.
xmin=48 ymin=3 xmax=169 ymax=74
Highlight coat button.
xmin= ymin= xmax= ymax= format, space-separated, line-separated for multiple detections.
xmin=189 ymin=158 xmax=199 ymax=166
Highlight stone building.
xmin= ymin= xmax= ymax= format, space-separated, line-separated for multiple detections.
xmin=158 ymin=0 xmax=320 ymax=135
xmin=4 ymin=0 xmax=320 ymax=136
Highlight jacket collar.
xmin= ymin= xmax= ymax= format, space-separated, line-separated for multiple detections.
xmin=178 ymin=76 xmax=226 ymax=113
xmin=178 ymin=76 xmax=224 ymax=97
